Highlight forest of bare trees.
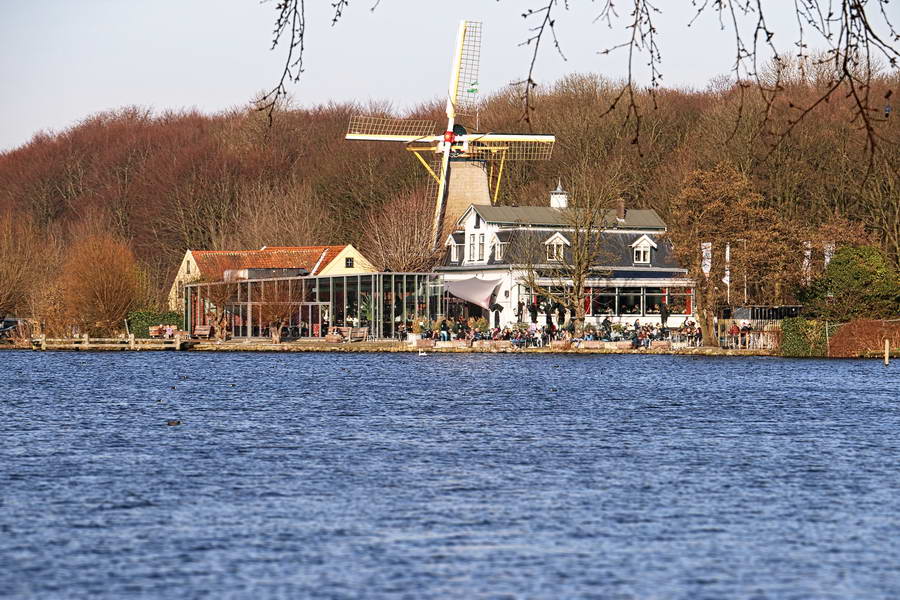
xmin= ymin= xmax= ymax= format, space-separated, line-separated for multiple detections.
xmin=0 ymin=68 xmax=897 ymax=326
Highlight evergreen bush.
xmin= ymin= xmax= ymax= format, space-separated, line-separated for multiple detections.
xmin=800 ymin=246 xmax=900 ymax=322
xmin=781 ymin=317 xmax=827 ymax=357
xmin=127 ymin=310 xmax=183 ymax=338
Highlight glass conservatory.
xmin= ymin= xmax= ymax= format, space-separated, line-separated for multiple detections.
xmin=183 ymin=272 xmax=447 ymax=339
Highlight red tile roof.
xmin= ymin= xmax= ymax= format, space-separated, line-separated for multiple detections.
xmin=191 ymin=245 xmax=347 ymax=280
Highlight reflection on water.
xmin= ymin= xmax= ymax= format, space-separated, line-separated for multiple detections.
xmin=2 ymin=351 xmax=899 ymax=598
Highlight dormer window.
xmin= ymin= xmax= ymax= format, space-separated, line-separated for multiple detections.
xmin=495 ymin=242 xmax=507 ymax=261
xmin=544 ymin=232 xmax=570 ymax=262
xmin=547 ymin=243 xmax=564 ymax=262
xmin=633 ymin=247 xmax=650 ymax=264
xmin=630 ymin=234 xmax=658 ymax=265
xmin=450 ymin=243 xmax=459 ymax=262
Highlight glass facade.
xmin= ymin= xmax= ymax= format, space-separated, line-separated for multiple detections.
xmin=522 ymin=286 xmax=695 ymax=318
xmin=184 ymin=273 xmax=446 ymax=340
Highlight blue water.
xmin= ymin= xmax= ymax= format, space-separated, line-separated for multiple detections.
xmin=1 ymin=351 xmax=899 ymax=599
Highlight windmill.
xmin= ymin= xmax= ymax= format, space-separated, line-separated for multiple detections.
xmin=345 ymin=20 xmax=556 ymax=247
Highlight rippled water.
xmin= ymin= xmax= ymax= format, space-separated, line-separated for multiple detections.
xmin=2 ymin=350 xmax=899 ymax=598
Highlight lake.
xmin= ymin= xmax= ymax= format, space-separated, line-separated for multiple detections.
xmin=2 ymin=351 xmax=899 ymax=598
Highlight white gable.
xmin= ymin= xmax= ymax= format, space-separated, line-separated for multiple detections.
xmin=629 ymin=234 xmax=658 ymax=249
xmin=543 ymin=232 xmax=571 ymax=246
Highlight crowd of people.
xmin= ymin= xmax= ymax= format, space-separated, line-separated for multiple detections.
xmin=407 ymin=316 xmax=707 ymax=349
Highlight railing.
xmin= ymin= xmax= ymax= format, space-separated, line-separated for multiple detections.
xmin=718 ymin=319 xmax=783 ymax=350
xmin=32 ymin=334 xmax=190 ymax=351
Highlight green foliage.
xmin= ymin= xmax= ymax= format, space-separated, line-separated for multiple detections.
xmin=360 ymin=295 xmax=375 ymax=324
xmin=127 ymin=309 xmax=182 ymax=338
xmin=800 ymin=246 xmax=900 ymax=322
xmin=781 ymin=317 xmax=827 ymax=357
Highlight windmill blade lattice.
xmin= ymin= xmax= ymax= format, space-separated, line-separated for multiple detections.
xmin=346 ymin=116 xmax=436 ymax=141
xmin=467 ymin=137 xmax=555 ymax=161
xmin=454 ymin=21 xmax=482 ymax=116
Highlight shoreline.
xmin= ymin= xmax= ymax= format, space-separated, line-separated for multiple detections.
xmin=0 ymin=338 xmax=777 ymax=356
xmin=4 ymin=339 xmax=896 ymax=358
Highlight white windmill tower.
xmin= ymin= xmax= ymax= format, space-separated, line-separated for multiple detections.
xmin=346 ymin=20 xmax=556 ymax=247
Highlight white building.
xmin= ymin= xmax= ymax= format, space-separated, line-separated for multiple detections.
xmin=436 ymin=184 xmax=695 ymax=329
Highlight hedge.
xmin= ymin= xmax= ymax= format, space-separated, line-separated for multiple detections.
xmin=780 ymin=317 xmax=828 ymax=357
xmin=127 ymin=310 xmax=183 ymax=338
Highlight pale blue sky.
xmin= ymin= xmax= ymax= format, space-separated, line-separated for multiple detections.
xmin=0 ymin=1 xmax=861 ymax=151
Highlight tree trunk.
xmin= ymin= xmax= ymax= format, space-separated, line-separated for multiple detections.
xmin=270 ymin=319 xmax=287 ymax=344
xmin=574 ymin=304 xmax=586 ymax=338
xmin=216 ymin=312 xmax=228 ymax=341
xmin=695 ymin=283 xmax=719 ymax=347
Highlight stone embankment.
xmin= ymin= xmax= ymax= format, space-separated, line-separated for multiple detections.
xmin=190 ymin=339 xmax=777 ymax=356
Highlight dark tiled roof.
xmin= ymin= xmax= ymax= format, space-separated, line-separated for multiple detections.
xmin=439 ymin=231 xmax=683 ymax=270
xmin=467 ymin=205 xmax=666 ymax=229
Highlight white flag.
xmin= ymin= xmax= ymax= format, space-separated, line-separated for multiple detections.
xmin=824 ymin=241 xmax=835 ymax=267
xmin=802 ymin=241 xmax=812 ymax=284
xmin=701 ymin=242 xmax=712 ymax=278
xmin=722 ymin=242 xmax=731 ymax=286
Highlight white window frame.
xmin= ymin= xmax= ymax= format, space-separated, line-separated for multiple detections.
xmin=495 ymin=242 xmax=507 ymax=261
xmin=450 ymin=243 xmax=459 ymax=262
xmin=543 ymin=232 xmax=570 ymax=263
xmin=629 ymin=234 xmax=657 ymax=265
xmin=468 ymin=234 xmax=475 ymax=261
xmin=547 ymin=243 xmax=564 ymax=262
xmin=633 ymin=246 xmax=650 ymax=264
xmin=478 ymin=234 xmax=485 ymax=261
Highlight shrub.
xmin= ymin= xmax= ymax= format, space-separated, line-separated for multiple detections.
xmin=128 ymin=310 xmax=183 ymax=338
xmin=781 ymin=317 xmax=828 ymax=357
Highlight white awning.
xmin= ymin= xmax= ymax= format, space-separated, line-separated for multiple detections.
xmin=444 ymin=277 xmax=502 ymax=309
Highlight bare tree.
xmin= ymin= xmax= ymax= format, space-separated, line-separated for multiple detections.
xmin=358 ymin=188 xmax=446 ymax=272
xmin=255 ymin=279 xmax=295 ymax=343
xmin=861 ymin=160 xmax=900 ymax=268
xmin=59 ymin=232 xmax=142 ymax=335
xmin=512 ymin=163 xmax=621 ymax=336
xmin=0 ymin=213 xmax=42 ymax=317
xmin=212 ymin=180 xmax=333 ymax=250
xmin=203 ymin=278 xmax=240 ymax=341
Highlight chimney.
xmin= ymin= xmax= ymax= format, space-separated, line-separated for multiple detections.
xmin=616 ymin=197 xmax=626 ymax=222
xmin=550 ymin=179 xmax=568 ymax=209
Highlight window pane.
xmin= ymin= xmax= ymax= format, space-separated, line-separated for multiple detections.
xmin=591 ymin=288 xmax=615 ymax=315
xmin=617 ymin=287 xmax=642 ymax=315
xmin=668 ymin=288 xmax=692 ymax=314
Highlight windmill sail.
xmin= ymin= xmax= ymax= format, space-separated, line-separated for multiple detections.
xmin=346 ymin=116 xmax=435 ymax=142
xmin=453 ymin=21 xmax=482 ymax=116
